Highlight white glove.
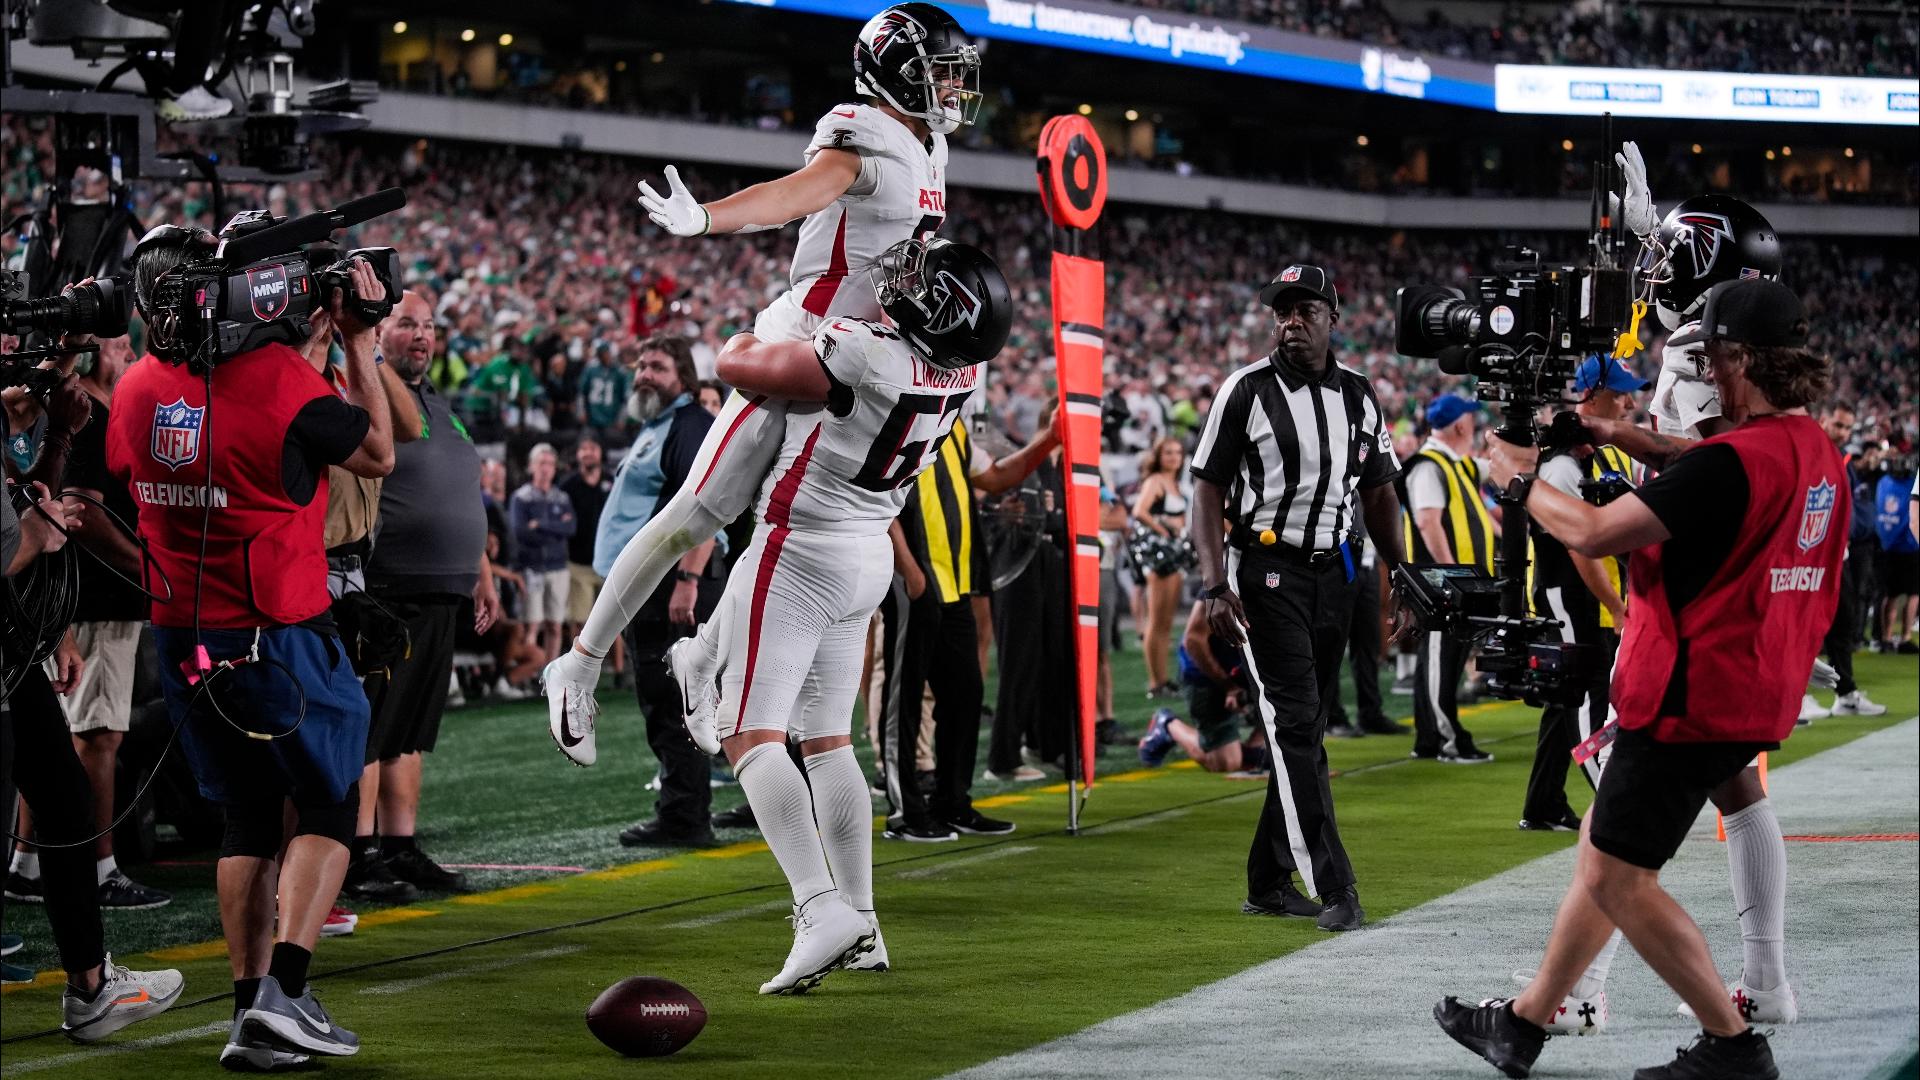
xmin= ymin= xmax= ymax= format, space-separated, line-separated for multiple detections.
xmin=1808 ymin=658 xmax=1840 ymax=690
xmin=1652 ymin=323 xmax=1720 ymax=438
xmin=637 ymin=165 xmax=709 ymax=237
xmin=1611 ymin=140 xmax=1657 ymax=237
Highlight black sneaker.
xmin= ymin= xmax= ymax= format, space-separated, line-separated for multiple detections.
xmin=618 ymin=819 xmax=718 ymax=848
xmin=945 ymin=810 xmax=1015 ymax=836
xmin=1632 ymin=1029 xmax=1779 ymax=1080
xmin=1434 ymin=996 xmax=1546 ymax=1079
xmin=1094 ymin=718 xmax=1135 ymax=746
xmin=1358 ymin=715 xmax=1408 ymax=735
xmin=383 ymin=845 xmax=468 ymax=893
xmin=1439 ymin=749 xmax=1494 ymax=765
xmin=3 ymin=869 xmax=43 ymax=903
xmin=1242 ymin=880 xmax=1322 ymax=917
xmin=1325 ymin=722 xmax=1364 ymax=739
xmin=882 ymin=821 xmax=958 ymax=843
xmin=1518 ymin=812 xmax=1582 ymax=833
xmin=1316 ymin=886 xmax=1365 ymax=931
xmin=98 ymin=870 xmax=172 ymax=910
xmin=712 ymin=804 xmax=758 ymax=830
xmin=341 ymin=848 xmax=421 ymax=903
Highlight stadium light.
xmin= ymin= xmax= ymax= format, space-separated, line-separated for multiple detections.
xmin=651 ymin=51 xmax=665 ymax=63
xmin=616 ymin=60 xmax=628 ymax=72
xmin=1845 ymin=147 xmax=1855 ymax=158
xmin=1691 ymin=143 xmax=1703 ymax=154
xmin=1077 ymin=103 xmax=1092 ymax=115
xmin=1780 ymin=145 xmax=1792 ymax=157
xmin=1765 ymin=149 xmax=1777 ymax=160
xmin=392 ymin=20 xmax=407 ymax=34
xmin=1356 ymin=134 xmax=1369 ymax=146
xmin=1560 ymin=138 xmax=1573 ymax=151
xmin=499 ymin=33 xmax=514 ymax=46
xmin=460 ymin=28 xmax=476 ymax=42
xmin=1125 ymin=109 xmax=1139 ymax=121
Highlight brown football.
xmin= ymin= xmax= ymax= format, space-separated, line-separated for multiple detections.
xmin=586 ymin=976 xmax=707 ymax=1057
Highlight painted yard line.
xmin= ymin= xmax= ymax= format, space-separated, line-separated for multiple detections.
xmin=974 ymin=794 xmax=1034 ymax=809
xmin=1083 ymin=808 xmax=1192 ymax=835
xmin=452 ymin=882 xmax=560 ymax=906
xmin=0 ymin=972 xmax=64 ymax=995
xmin=355 ymin=906 xmax=442 ymax=929
xmin=147 ymin=940 xmax=229 ymax=964
xmin=579 ymin=858 xmax=677 ymax=883
xmin=0 ymin=1021 xmax=227 ymax=1077
xmin=697 ymin=841 xmax=770 ymax=859
xmin=359 ymin=944 xmax=583 ymax=997
xmin=663 ymin=899 xmax=793 ymax=930
xmin=440 ymin=863 xmax=587 ymax=872
xmin=895 ymin=845 xmax=1037 ymax=881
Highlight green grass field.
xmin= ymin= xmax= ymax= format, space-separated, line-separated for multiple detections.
xmin=2 ymin=646 xmax=1913 ymax=1079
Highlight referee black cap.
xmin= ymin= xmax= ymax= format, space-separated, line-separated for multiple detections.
xmin=1259 ymin=264 xmax=1338 ymax=312
xmin=1668 ymin=279 xmax=1808 ymax=348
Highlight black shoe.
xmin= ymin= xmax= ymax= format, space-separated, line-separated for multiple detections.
xmin=1409 ymin=749 xmax=1440 ymax=761
xmin=1434 ymin=997 xmax=1546 ymax=1079
xmin=1518 ymin=812 xmax=1581 ymax=833
xmin=3 ymin=869 xmax=44 ymax=904
xmin=1242 ymin=880 xmax=1322 ymax=917
xmin=712 ymin=804 xmax=758 ymax=830
xmin=1325 ymin=722 xmax=1364 ymax=739
xmin=1632 ymin=1029 xmax=1779 ymax=1080
xmin=382 ymin=844 xmax=469 ymax=893
xmin=945 ymin=810 xmax=1015 ymax=836
xmin=1358 ymin=716 xmax=1407 ymax=736
xmin=618 ymin=819 xmax=718 ymax=848
xmin=1439 ymin=749 xmax=1494 ymax=765
xmin=341 ymin=848 xmax=420 ymax=903
xmin=1094 ymin=718 xmax=1135 ymax=746
xmin=1316 ymin=886 xmax=1365 ymax=931
xmin=97 ymin=870 xmax=172 ymax=910
xmin=1901 ymin=640 xmax=1919 ymax=655
xmin=883 ymin=820 xmax=958 ymax=843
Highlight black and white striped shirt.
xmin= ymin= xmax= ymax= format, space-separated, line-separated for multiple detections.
xmin=1190 ymin=352 xmax=1399 ymax=551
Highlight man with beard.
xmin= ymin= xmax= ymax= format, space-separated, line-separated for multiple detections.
xmin=348 ymin=292 xmax=503 ymax=901
xmin=593 ymin=336 xmax=724 ymax=846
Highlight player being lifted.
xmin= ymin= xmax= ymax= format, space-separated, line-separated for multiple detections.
xmin=697 ymin=238 xmax=1009 ymax=993
xmin=542 ymin=2 xmax=981 ymax=760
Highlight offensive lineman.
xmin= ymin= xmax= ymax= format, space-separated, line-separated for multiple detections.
xmin=542 ymin=3 xmax=981 ymax=760
xmin=692 ymin=238 xmax=1011 ymax=993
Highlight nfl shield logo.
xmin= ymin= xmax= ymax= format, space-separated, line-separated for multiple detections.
xmin=1280 ymin=266 xmax=1302 ymax=283
xmin=1797 ymin=479 xmax=1835 ymax=552
xmin=1264 ymin=571 xmax=1280 ymax=588
xmin=151 ymin=398 xmax=204 ymax=471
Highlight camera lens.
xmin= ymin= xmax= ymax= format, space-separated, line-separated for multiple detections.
xmin=0 ymin=279 xmax=130 ymax=337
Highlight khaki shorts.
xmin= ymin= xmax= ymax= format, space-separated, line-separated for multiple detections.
xmin=567 ymin=562 xmax=604 ymax=624
xmin=523 ymin=567 xmax=571 ymax=625
xmin=45 ymin=621 xmax=143 ymax=734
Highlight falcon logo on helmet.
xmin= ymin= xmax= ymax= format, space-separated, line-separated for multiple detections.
xmin=874 ymin=237 xmax=1010 ymax=370
xmin=923 ymin=270 xmax=982 ymax=335
xmin=853 ymin=3 xmax=981 ymax=135
xmin=1645 ymin=195 xmax=1782 ymax=331
xmin=1673 ymin=212 xmax=1733 ymax=279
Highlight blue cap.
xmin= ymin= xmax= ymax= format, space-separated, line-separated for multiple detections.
xmin=1573 ymin=355 xmax=1650 ymax=394
xmin=1425 ymin=394 xmax=1484 ymax=430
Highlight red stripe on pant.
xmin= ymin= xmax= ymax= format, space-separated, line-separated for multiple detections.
xmin=732 ymin=423 xmax=823 ymax=735
xmin=695 ymin=394 xmax=768 ymax=495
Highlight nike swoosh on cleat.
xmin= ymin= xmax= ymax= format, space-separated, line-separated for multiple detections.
xmin=110 ymin=990 xmax=151 ymax=1006
xmin=557 ymin=695 xmax=585 ymax=747
xmin=288 ymin=999 xmax=332 ymax=1035
xmin=833 ymin=109 xmax=857 ymax=117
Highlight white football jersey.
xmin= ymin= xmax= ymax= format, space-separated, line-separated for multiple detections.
xmin=783 ymin=103 xmax=948 ymax=324
xmin=1650 ymin=321 xmax=1721 ymax=438
xmin=754 ymin=318 xmax=980 ymax=536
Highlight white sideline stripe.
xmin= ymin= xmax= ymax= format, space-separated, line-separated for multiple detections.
xmin=895 ymin=845 xmax=1037 ymax=880
xmin=360 ymin=944 xmax=581 ymax=996
xmin=1084 ymin=808 xmax=1191 ymax=835
xmin=663 ymin=899 xmax=791 ymax=929
xmin=0 ymin=1021 xmax=228 ymax=1076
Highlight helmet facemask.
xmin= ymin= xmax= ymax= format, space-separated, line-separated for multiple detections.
xmin=906 ymin=46 xmax=981 ymax=134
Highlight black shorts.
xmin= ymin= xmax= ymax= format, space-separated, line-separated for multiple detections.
xmin=1877 ymin=549 xmax=1919 ymax=598
xmin=1588 ymin=725 xmax=1777 ymax=870
xmin=362 ymin=597 xmax=462 ymax=761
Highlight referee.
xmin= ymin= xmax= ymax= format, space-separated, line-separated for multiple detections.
xmin=1190 ymin=264 xmax=1405 ymax=932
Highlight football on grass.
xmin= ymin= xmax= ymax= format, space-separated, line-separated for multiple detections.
xmin=586 ymin=976 xmax=707 ymax=1057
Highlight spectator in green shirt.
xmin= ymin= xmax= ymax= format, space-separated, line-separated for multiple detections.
xmin=577 ymin=343 xmax=634 ymax=446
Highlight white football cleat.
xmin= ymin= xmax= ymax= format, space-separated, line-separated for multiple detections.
xmin=668 ymin=637 xmax=721 ymax=755
xmin=847 ymin=912 xmax=889 ymax=972
xmin=1830 ymin=689 xmax=1887 ymax=716
xmin=1679 ymin=979 xmax=1798 ymax=1024
xmin=1510 ymin=969 xmax=1608 ymax=1035
xmin=1797 ymin=693 xmax=1829 ymax=724
xmin=543 ymin=651 xmax=601 ymax=767
xmin=758 ymin=893 xmax=874 ymax=996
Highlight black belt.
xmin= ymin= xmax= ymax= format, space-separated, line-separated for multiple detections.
xmin=1237 ymin=540 xmax=1344 ymax=567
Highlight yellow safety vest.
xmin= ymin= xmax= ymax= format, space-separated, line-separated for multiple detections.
xmin=915 ymin=423 xmax=976 ymax=603
xmin=1402 ymin=447 xmax=1496 ymax=573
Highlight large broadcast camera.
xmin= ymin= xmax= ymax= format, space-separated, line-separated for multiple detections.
xmin=1387 ymin=138 xmax=1646 ymax=708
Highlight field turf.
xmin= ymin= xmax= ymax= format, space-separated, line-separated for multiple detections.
xmin=2 ymin=647 xmax=1913 ymax=1078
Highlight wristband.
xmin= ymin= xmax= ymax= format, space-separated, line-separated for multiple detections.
xmin=1202 ymin=582 xmax=1230 ymax=599
xmin=674 ymin=569 xmax=699 ymax=583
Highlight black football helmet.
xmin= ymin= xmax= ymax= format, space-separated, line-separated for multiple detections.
xmin=852 ymin=3 xmax=981 ymax=135
xmin=1643 ymin=195 xmax=1782 ymax=330
xmin=874 ymin=238 xmax=1010 ymax=370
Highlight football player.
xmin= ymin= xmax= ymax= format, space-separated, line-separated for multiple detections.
xmin=542 ymin=2 xmax=981 ymax=763
xmin=690 ymin=237 xmax=1010 ymax=993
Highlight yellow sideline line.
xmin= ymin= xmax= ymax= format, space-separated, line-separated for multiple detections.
xmin=356 ymin=906 xmax=441 ymax=928
xmin=973 ymin=794 xmax=1032 ymax=808
xmin=452 ymin=883 xmax=559 ymax=906
xmin=696 ymin=841 xmax=770 ymax=860
xmin=579 ymin=858 xmax=677 ymax=883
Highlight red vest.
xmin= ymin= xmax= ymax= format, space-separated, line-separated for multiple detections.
xmin=106 ymin=345 xmax=336 ymax=629
xmin=1612 ymin=414 xmax=1848 ymax=743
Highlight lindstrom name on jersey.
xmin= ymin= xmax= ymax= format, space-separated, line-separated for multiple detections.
xmin=753 ymin=318 xmax=980 ymax=537
xmin=787 ymin=103 xmax=948 ymax=324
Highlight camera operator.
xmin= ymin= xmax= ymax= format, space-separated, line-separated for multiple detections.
xmin=106 ymin=235 xmax=394 ymax=1066
xmin=2 ymin=328 xmax=183 ymax=1040
xmin=1517 ymin=355 xmax=1645 ymax=839
xmin=1437 ymin=279 xmax=1845 ymax=1080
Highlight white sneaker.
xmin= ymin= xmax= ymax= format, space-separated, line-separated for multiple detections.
xmin=983 ymin=765 xmax=1047 ymax=782
xmin=61 ymin=955 xmax=184 ymax=1042
xmin=493 ymin=677 xmax=533 ymax=702
xmin=1830 ymin=690 xmax=1887 ymax=716
xmin=1797 ymin=693 xmax=1829 ymax=723
xmin=1678 ymin=979 xmax=1798 ymax=1024
xmin=1510 ymin=968 xmax=1608 ymax=1036
xmin=758 ymin=893 xmax=874 ymax=995
xmin=219 ymin=1014 xmax=311 ymax=1070
xmin=446 ymin=670 xmax=467 ymax=709
xmin=543 ymin=652 xmax=600 ymax=767
xmin=668 ymin=637 xmax=722 ymax=755
xmin=847 ymin=912 xmax=889 ymax=972
xmin=157 ymin=85 xmax=233 ymax=122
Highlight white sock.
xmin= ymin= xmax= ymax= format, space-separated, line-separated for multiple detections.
xmin=1722 ymin=798 xmax=1788 ymax=991
xmin=1573 ymin=930 xmax=1623 ymax=1000
xmin=1396 ymin=652 xmax=1416 ymax=678
xmin=577 ymin=494 xmax=722 ymax=657
xmin=734 ymin=742 xmax=836 ymax=905
xmin=802 ymin=746 xmax=873 ymax=912
xmin=95 ymin=855 xmax=118 ymax=885
xmin=11 ymin=850 xmax=39 ymax=879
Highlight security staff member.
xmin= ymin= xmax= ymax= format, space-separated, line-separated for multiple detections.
xmin=1438 ymin=279 xmax=1841 ymax=1080
xmin=1190 ymin=264 xmax=1405 ymax=932
xmin=1403 ymin=394 xmax=1495 ymax=763
xmin=1519 ymin=356 xmax=1645 ymax=832
xmin=108 ymin=238 xmax=393 ymax=1064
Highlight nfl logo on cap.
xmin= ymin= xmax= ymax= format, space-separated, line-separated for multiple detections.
xmin=1280 ymin=266 xmax=1303 ymax=282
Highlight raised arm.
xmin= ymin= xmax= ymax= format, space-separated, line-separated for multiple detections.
xmin=640 ymin=153 xmax=862 ymax=237
xmin=715 ymin=333 xmax=830 ymax=402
